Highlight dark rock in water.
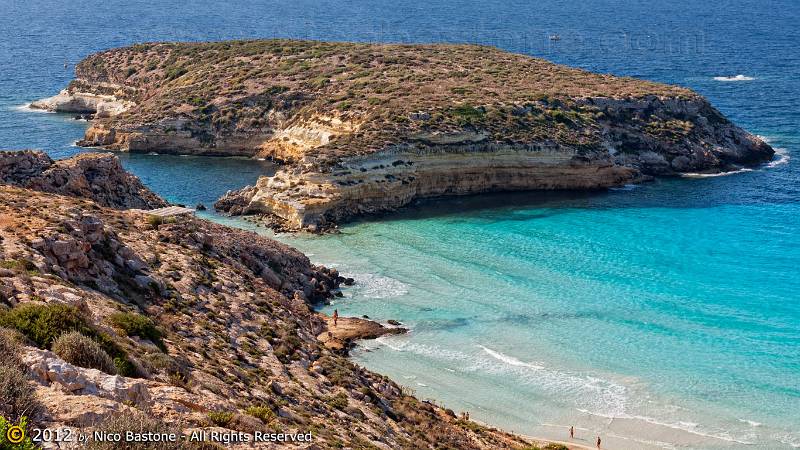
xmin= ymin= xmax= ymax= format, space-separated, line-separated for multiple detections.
xmin=362 ymin=315 xmax=370 ymax=319
xmin=335 ymin=291 xmax=344 ymax=297
xmin=196 ymin=203 xmax=207 ymax=211
xmin=344 ymin=277 xmax=355 ymax=286
xmin=387 ymin=320 xmax=401 ymax=326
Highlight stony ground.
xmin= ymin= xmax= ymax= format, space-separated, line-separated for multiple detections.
xmin=0 ymin=155 xmax=554 ymax=449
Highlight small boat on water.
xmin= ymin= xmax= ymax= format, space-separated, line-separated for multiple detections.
xmin=549 ymin=34 xmax=561 ymax=41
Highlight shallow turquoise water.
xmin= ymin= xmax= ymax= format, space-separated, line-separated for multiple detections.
xmin=2 ymin=0 xmax=799 ymax=447
xmin=273 ymin=168 xmax=799 ymax=448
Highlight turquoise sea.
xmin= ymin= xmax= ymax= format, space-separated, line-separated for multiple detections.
xmin=1 ymin=0 xmax=798 ymax=448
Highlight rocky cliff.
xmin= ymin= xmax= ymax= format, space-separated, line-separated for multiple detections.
xmin=0 ymin=150 xmax=168 ymax=210
xmin=36 ymin=39 xmax=774 ymax=230
xmin=0 ymin=167 xmax=540 ymax=448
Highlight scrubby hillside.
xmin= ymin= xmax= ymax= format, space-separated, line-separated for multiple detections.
xmin=33 ymin=39 xmax=773 ymax=230
xmin=0 ymin=176 xmax=545 ymax=448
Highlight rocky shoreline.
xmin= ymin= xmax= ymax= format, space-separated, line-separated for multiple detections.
xmin=0 ymin=152 xmax=561 ymax=448
xmin=33 ymin=39 xmax=773 ymax=232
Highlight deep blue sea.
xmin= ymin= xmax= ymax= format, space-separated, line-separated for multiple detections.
xmin=2 ymin=1 xmax=798 ymax=448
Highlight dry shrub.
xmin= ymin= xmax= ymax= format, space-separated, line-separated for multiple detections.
xmin=52 ymin=331 xmax=116 ymax=375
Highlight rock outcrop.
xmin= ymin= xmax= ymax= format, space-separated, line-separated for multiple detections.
xmin=35 ymin=39 xmax=774 ymax=230
xmin=29 ymin=90 xmax=131 ymax=117
xmin=0 ymin=150 xmax=167 ymax=210
xmin=317 ymin=315 xmax=407 ymax=354
xmin=23 ymin=348 xmax=151 ymax=406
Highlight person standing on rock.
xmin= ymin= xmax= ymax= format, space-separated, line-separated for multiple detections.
xmin=333 ymin=309 xmax=339 ymax=327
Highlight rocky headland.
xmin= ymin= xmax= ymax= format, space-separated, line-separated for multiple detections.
xmin=35 ymin=39 xmax=774 ymax=230
xmin=0 ymin=152 xmax=555 ymax=449
xmin=0 ymin=150 xmax=167 ymax=210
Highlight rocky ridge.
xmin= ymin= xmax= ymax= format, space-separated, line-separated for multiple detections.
xmin=34 ymin=39 xmax=774 ymax=230
xmin=0 ymin=150 xmax=167 ymax=210
xmin=0 ymin=162 xmax=544 ymax=448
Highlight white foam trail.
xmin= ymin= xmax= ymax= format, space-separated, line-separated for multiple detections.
xmin=610 ymin=184 xmax=637 ymax=191
xmin=478 ymin=345 xmax=545 ymax=370
xmin=713 ymin=74 xmax=755 ymax=82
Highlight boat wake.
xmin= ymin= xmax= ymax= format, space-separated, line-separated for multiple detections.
xmin=713 ymin=74 xmax=755 ymax=82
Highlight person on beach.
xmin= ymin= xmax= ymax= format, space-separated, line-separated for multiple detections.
xmin=333 ymin=309 xmax=339 ymax=327
xmin=596 ymin=436 xmax=601 ymax=448
xmin=569 ymin=426 xmax=574 ymax=439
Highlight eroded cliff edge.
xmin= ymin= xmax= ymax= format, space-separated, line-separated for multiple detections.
xmin=35 ymin=39 xmax=773 ymax=230
xmin=0 ymin=155 xmax=536 ymax=449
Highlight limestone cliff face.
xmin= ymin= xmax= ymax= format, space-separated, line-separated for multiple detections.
xmin=29 ymin=81 xmax=134 ymax=117
xmin=0 ymin=150 xmax=168 ymax=210
xmin=217 ymin=143 xmax=637 ymax=230
xmin=35 ymin=40 xmax=774 ymax=229
xmin=214 ymin=95 xmax=772 ymax=230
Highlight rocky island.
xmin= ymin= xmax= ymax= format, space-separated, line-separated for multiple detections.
xmin=33 ymin=39 xmax=773 ymax=230
xmin=0 ymin=152 xmax=553 ymax=449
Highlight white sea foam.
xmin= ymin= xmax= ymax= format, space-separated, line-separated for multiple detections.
xmin=682 ymin=146 xmax=790 ymax=178
xmin=681 ymin=168 xmax=754 ymax=178
xmin=610 ymin=184 xmax=637 ymax=191
xmin=737 ymin=418 xmax=762 ymax=427
xmin=776 ymin=432 xmax=800 ymax=448
xmin=376 ymin=340 xmax=765 ymax=446
xmin=765 ymin=147 xmax=790 ymax=168
xmin=713 ymin=74 xmax=755 ymax=82
xmin=376 ymin=340 xmax=629 ymax=418
xmin=350 ymin=272 xmax=409 ymax=299
xmin=14 ymin=102 xmax=49 ymax=113
xmin=576 ymin=409 xmax=755 ymax=445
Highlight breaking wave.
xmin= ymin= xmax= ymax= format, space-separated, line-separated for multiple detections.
xmin=713 ymin=75 xmax=755 ymax=82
